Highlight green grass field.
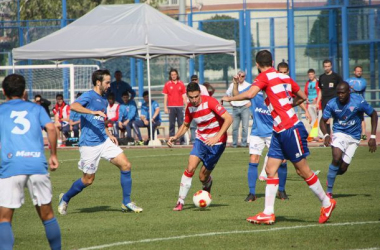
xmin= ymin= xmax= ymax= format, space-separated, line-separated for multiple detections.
xmin=12 ymin=146 xmax=380 ymax=250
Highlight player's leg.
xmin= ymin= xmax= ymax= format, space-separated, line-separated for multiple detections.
xmin=168 ymin=107 xmax=175 ymax=138
xmin=0 ymin=175 xmax=29 ymax=249
xmin=326 ymin=146 xmax=343 ymax=197
xmin=277 ymin=160 xmax=288 ymax=200
xmin=177 ymin=107 xmax=185 ymax=144
xmin=246 ymin=136 xmax=266 ymax=201
xmin=241 ymin=107 xmax=250 ymax=147
xmin=132 ymin=120 xmax=144 ymax=142
xmin=29 ymin=174 xmax=61 ymax=250
xmin=0 ymin=207 xmax=14 ymax=250
xmin=61 ymin=124 xmax=71 ymax=139
xmin=59 ymin=145 xmax=102 ymax=215
xmin=72 ymin=123 xmax=80 ymax=138
xmin=259 ymin=155 xmax=268 ymax=180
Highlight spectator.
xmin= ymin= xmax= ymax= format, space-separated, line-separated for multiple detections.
xmin=162 ymin=68 xmax=187 ymax=145
xmin=189 ymin=75 xmax=209 ymax=144
xmin=118 ymin=91 xmax=141 ymax=143
xmin=346 ymin=66 xmax=367 ymax=140
xmin=52 ymin=93 xmax=71 ymax=142
xmin=203 ymin=82 xmax=215 ymax=96
xmin=69 ymin=92 xmax=82 ymax=138
xmin=134 ymin=90 xmax=161 ymax=143
xmin=225 ymin=70 xmax=251 ymax=148
xmin=304 ymin=69 xmax=323 ymax=141
xmin=106 ymin=93 xmax=120 ymax=138
xmin=34 ymin=94 xmax=51 ymax=116
xmin=316 ymin=59 xmax=343 ymax=135
xmin=107 ymin=70 xmax=136 ymax=104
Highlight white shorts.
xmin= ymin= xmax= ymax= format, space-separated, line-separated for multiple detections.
xmin=331 ymin=132 xmax=360 ymax=164
xmin=78 ymin=138 xmax=123 ymax=174
xmin=0 ymin=174 xmax=52 ymax=209
xmin=249 ymin=135 xmax=272 ymax=155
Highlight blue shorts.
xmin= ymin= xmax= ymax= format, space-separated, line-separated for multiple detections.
xmin=190 ymin=139 xmax=226 ymax=171
xmin=268 ymin=122 xmax=310 ymax=163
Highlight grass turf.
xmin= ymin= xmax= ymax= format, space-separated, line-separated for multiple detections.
xmin=11 ymin=146 xmax=380 ymax=250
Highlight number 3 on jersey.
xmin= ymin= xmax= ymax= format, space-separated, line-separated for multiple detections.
xmin=11 ymin=111 xmax=31 ymax=134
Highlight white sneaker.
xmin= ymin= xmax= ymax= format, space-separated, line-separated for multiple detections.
xmin=121 ymin=202 xmax=143 ymax=213
xmin=58 ymin=193 xmax=68 ymax=215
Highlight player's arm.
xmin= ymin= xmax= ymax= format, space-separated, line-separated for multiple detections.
xmin=163 ymin=94 xmax=169 ymax=114
xmin=222 ymin=85 xmax=260 ymax=102
xmin=152 ymin=105 xmax=160 ymax=123
xmin=292 ymin=90 xmax=307 ymax=107
xmin=368 ymin=110 xmax=378 ymax=153
xmin=45 ymin=122 xmax=59 ymax=171
xmin=71 ymin=102 xmax=106 ymax=118
xmin=205 ymin=111 xmax=233 ymax=146
xmin=167 ymin=122 xmax=190 ymax=147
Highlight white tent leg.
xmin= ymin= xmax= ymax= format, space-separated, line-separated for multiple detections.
xmin=147 ymin=53 xmax=161 ymax=146
xmin=234 ymin=51 xmax=238 ymax=74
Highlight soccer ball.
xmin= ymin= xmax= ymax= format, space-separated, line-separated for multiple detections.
xmin=193 ymin=190 xmax=212 ymax=208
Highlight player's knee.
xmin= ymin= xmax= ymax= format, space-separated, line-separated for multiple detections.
xmin=331 ymin=157 xmax=340 ymax=166
xmin=120 ymin=161 xmax=132 ymax=171
xmin=82 ymin=176 xmax=95 ymax=186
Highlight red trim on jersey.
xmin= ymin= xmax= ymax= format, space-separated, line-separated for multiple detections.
xmin=266 ymin=178 xmax=279 ymax=185
xmin=305 ymin=173 xmax=318 ymax=186
xmin=295 ymin=128 xmax=305 ymax=154
xmin=184 ymin=170 xmax=194 ymax=177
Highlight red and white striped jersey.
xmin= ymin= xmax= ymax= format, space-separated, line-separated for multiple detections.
xmin=253 ymin=68 xmax=301 ymax=132
xmin=107 ymin=103 xmax=120 ymax=121
xmin=185 ymin=95 xmax=227 ymax=144
xmin=53 ymin=103 xmax=70 ymax=125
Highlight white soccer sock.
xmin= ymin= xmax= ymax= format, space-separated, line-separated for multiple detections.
xmin=178 ymin=170 xmax=194 ymax=205
xmin=263 ymin=178 xmax=279 ymax=215
xmin=305 ymin=173 xmax=331 ymax=207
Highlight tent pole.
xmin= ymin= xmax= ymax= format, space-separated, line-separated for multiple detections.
xmin=147 ymin=53 xmax=153 ymax=144
xmin=234 ymin=51 xmax=238 ymax=74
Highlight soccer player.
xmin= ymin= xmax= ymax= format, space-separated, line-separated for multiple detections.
xmin=58 ymin=69 xmax=143 ymax=215
xmin=168 ymin=82 xmax=233 ymax=211
xmin=222 ymin=50 xmax=336 ymax=224
xmin=346 ymin=66 xmax=368 ymax=140
xmin=320 ymin=81 xmax=377 ymax=198
xmin=0 ymin=74 xmax=61 ymax=250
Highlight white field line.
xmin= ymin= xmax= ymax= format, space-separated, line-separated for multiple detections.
xmin=57 ymin=147 xmax=327 ymax=163
xmin=77 ymin=221 xmax=380 ymax=250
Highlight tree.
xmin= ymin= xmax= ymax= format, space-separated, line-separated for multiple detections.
xmin=200 ymin=15 xmax=240 ymax=84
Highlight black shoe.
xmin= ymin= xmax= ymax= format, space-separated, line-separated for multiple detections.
xmin=202 ymin=180 xmax=213 ymax=194
xmin=277 ymin=190 xmax=289 ymax=200
xmin=244 ymin=193 xmax=257 ymax=202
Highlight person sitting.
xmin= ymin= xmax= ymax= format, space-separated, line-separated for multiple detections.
xmin=106 ymin=93 xmax=120 ymax=138
xmin=69 ymin=93 xmax=82 ymax=138
xmin=118 ymin=91 xmax=141 ymax=144
xmin=52 ymin=94 xmax=71 ymax=144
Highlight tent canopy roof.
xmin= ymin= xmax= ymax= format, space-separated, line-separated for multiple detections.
xmin=12 ymin=4 xmax=236 ymax=61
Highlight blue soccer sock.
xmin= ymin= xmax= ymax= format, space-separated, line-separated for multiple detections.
xmin=248 ymin=163 xmax=258 ymax=195
xmin=0 ymin=222 xmax=14 ymax=250
xmin=43 ymin=217 xmax=61 ymax=250
xmin=63 ymin=178 xmax=87 ymax=203
xmin=278 ymin=162 xmax=288 ymax=192
xmin=327 ymin=164 xmax=339 ymax=193
xmin=120 ymin=170 xmax=132 ymax=205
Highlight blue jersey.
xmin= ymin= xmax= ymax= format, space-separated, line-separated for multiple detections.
xmin=141 ymin=100 xmax=161 ymax=123
xmin=323 ymin=94 xmax=374 ymax=140
xmin=75 ymin=90 xmax=108 ymax=146
xmin=346 ymin=77 xmax=367 ymax=95
xmin=69 ymin=110 xmax=81 ymax=122
xmin=0 ymin=99 xmax=52 ymax=178
xmin=119 ymin=100 xmax=139 ymax=122
xmin=250 ymin=92 xmax=273 ymax=137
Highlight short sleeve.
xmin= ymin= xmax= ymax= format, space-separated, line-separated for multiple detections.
xmin=75 ymin=92 xmax=91 ymax=108
xmin=322 ymin=101 xmax=333 ymax=119
xmin=252 ymin=75 xmax=267 ymax=90
xmin=162 ymin=82 xmax=168 ymax=94
xmin=184 ymin=106 xmax=192 ymax=124
xmin=181 ymin=82 xmax=186 ymax=94
xmin=359 ymin=98 xmax=374 ymax=116
xmin=208 ymin=97 xmax=227 ymax=117
xmin=290 ymin=78 xmax=300 ymax=95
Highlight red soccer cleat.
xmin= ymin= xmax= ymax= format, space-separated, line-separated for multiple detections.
xmin=247 ymin=212 xmax=275 ymax=225
xmin=173 ymin=202 xmax=183 ymax=211
xmin=319 ymin=199 xmax=336 ymax=224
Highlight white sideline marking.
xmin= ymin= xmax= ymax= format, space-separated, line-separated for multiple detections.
xmin=77 ymin=221 xmax=380 ymax=250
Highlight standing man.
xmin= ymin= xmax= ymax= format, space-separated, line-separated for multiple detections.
xmin=108 ymin=70 xmax=136 ymax=104
xmin=163 ymin=69 xmax=187 ymax=145
xmin=346 ymin=66 xmax=368 ymax=140
xmin=320 ymin=82 xmax=377 ymax=198
xmin=189 ymin=74 xmax=209 ymax=144
xmin=304 ymin=69 xmax=323 ymax=141
xmin=169 ymin=82 xmax=233 ymax=211
xmin=317 ymin=59 xmax=343 ymax=135
xmin=58 ymin=69 xmax=143 ymax=215
xmin=134 ymin=90 xmax=161 ymax=143
xmin=222 ymin=50 xmax=336 ymax=225
xmin=225 ymin=70 xmax=251 ymax=148
xmin=0 ymin=74 xmax=61 ymax=250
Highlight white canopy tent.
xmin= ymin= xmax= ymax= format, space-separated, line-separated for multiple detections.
xmin=12 ymin=3 xmax=237 ymax=145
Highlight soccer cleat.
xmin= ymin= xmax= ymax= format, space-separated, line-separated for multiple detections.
xmin=173 ymin=202 xmax=183 ymax=211
xmin=247 ymin=212 xmax=275 ymax=225
xmin=121 ymin=202 xmax=143 ymax=213
xmin=319 ymin=199 xmax=336 ymax=224
xmin=244 ymin=193 xmax=257 ymax=202
xmin=326 ymin=192 xmax=333 ymax=199
xmin=58 ymin=193 xmax=68 ymax=215
xmin=277 ymin=190 xmax=289 ymax=200
xmin=202 ymin=179 xmax=213 ymax=194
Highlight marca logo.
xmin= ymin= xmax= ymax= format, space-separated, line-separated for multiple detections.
xmin=15 ymin=151 xmax=41 ymax=157
xmin=93 ymin=116 xmax=105 ymax=121
xmin=255 ymin=107 xmax=270 ymax=115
